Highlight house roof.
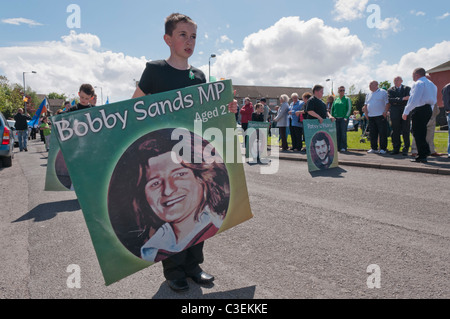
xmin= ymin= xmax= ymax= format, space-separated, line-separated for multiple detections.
xmin=36 ymin=94 xmax=65 ymax=108
xmin=427 ymin=60 xmax=450 ymax=74
xmin=233 ymin=85 xmax=312 ymax=100
xmin=48 ymin=99 xmax=65 ymax=108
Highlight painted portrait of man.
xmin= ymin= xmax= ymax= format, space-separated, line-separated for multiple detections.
xmin=310 ymin=131 xmax=335 ymax=170
xmin=107 ymin=128 xmax=230 ymax=262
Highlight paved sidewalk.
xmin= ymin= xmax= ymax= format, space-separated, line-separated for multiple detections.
xmin=273 ymin=148 xmax=450 ymax=175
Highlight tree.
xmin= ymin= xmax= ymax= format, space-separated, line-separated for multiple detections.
xmin=379 ymin=80 xmax=391 ymax=91
xmin=351 ymin=90 xmax=366 ymax=114
xmin=0 ymin=75 xmax=39 ymax=118
xmin=348 ymin=84 xmax=357 ymax=96
xmin=0 ymin=78 xmax=12 ymax=117
xmin=0 ymin=77 xmax=24 ymax=118
xmin=25 ymin=89 xmax=40 ymax=114
xmin=48 ymin=92 xmax=67 ymax=100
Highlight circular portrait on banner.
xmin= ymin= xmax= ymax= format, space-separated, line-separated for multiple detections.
xmin=107 ymin=128 xmax=230 ymax=263
xmin=55 ymin=150 xmax=73 ymax=190
xmin=309 ymin=131 xmax=335 ymax=170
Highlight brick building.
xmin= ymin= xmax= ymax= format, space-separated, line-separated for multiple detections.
xmin=233 ymin=85 xmax=312 ymax=110
xmin=427 ymin=61 xmax=450 ymax=127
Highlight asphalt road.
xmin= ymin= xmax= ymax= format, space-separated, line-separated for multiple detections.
xmin=1 ymin=138 xmax=449 ymax=299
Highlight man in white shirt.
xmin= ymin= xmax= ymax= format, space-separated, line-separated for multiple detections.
xmin=410 ymin=78 xmax=441 ymax=157
xmin=363 ymin=81 xmax=390 ymax=154
xmin=402 ymin=68 xmax=437 ymax=163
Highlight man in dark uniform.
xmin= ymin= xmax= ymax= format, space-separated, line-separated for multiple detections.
xmin=388 ymin=76 xmax=411 ymax=155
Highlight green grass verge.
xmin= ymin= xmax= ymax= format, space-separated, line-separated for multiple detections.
xmin=268 ymin=128 xmax=448 ymax=154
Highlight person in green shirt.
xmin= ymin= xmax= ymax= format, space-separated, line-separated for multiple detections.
xmin=40 ymin=116 xmax=51 ymax=151
xmin=331 ymin=86 xmax=352 ymax=152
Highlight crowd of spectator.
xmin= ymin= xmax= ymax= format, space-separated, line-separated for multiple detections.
xmin=235 ymin=74 xmax=450 ymax=160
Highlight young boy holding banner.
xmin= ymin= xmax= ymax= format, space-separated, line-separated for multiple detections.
xmin=132 ymin=13 xmax=237 ymax=292
xmin=68 ymin=84 xmax=95 ymax=112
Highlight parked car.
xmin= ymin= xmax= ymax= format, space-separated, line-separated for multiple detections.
xmin=7 ymin=119 xmax=19 ymax=147
xmin=0 ymin=112 xmax=14 ymax=167
xmin=347 ymin=118 xmax=355 ymax=131
xmin=347 ymin=117 xmax=360 ymax=131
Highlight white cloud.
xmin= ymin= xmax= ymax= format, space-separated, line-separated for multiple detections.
xmin=376 ymin=17 xmax=402 ymax=37
xmin=308 ymin=41 xmax=450 ymax=94
xmin=201 ymin=16 xmax=450 ymax=95
xmin=2 ymin=17 xmax=43 ymax=26
xmin=206 ymin=16 xmax=364 ymax=89
xmin=333 ymin=0 xmax=369 ymax=22
xmin=374 ymin=41 xmax=450 ymax=85
xmin=378 ymin=17 xmax=401 ymax=31
xmin=1 ymin=18 xmax=449 ymax=104
xmin=219 ymin=35 xmax=234 ymax=44
xmin=0 ymin=31 xmax=148 ymax=103
xmin=437 ymin=12 xmax=450 ymax=20
xmin=410 ymin=10 xmax=426 ymax=16
xmin=334 ymin=1 xmax=401 ymax=36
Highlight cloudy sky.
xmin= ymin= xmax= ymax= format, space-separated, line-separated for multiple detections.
xmin=1 ymin=0 xmax=449 ymax=103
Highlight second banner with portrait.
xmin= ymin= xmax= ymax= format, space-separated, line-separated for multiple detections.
xmin=303 ymin=119 xmax=339 ymax=172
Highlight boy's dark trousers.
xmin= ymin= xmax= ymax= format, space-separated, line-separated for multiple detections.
xmin=162 ymin=242 xmax=204 ymax=280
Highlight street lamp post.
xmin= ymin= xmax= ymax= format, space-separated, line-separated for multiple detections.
xmin=22 ymin=71 xmax=37 ymax=116
xmin=209 ymin=54 xmax=216 ymax=82
xmin=94 ymin=86 xmax=103 ymax=105
xmin=326 ymin=78 xmax=334 ymax=95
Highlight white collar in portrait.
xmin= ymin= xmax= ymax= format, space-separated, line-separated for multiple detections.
xmin=140 ymin=208 xmax=222 ymax=262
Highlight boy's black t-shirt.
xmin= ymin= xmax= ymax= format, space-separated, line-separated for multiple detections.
xmin=68 ymin=103 xmax=92 ymax=113
xmin=138 ymin=60 xmax=206 ymax=95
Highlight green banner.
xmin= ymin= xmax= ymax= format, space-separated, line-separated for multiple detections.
xmin=303 ymin=119 xmax=339 ymax=172
xmin=44 ymin=129 xmax=73 ymax=191
xmin=51 ymin=80 xmax=253 ymax=285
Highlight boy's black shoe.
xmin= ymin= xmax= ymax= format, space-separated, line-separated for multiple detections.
xmin=167 ymin=278 xmax=189 ymax=292
xmin=189 ymin=271 xmax=215 ymax=285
